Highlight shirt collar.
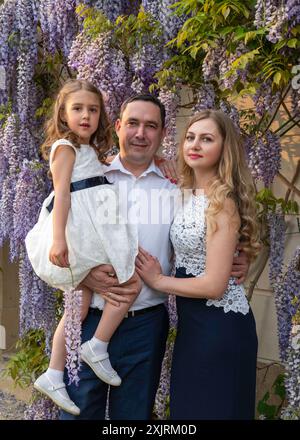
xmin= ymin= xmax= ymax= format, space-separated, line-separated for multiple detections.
xmin=104 ymin=153 xmax=165 ymax=179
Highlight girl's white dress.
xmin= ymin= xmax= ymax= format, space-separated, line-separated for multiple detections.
xmin=25 ymin=139 xmax=138 ymax=290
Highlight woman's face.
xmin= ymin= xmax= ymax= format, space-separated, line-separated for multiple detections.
xmin=183 ymin=118 xmax=223 ymax=174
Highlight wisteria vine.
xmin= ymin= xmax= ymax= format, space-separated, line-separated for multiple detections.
xmin=0 ymin=0 xmax=299 ymax=420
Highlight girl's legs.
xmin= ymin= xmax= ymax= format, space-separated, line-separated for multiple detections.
xmin=81 ymin=275 xmax=140 ymax=385
xmin=94 ymin=290 xmax=138 ymax=341
xmin=34 ymin=286 xmax=92 ymax=415
xmin=48 ymin=285 xmax=92 ymax=372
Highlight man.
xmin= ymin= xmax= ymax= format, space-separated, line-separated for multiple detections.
xmin=61 ymin=94 xmax=248 ymax=420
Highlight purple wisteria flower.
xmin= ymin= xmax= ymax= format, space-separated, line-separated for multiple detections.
xmin=291 ymin=88 xmax=300 ymax=116
xmin=69 ymin=30 xmax=132 ymax=122
xmin=154 ymin=326 xmax=175 ymax=420
xmin=0 ymin=0 xmax=18 ymax=106
xmin=192 ymin=82 xmax=216 ymax=113
xmin=283 ymin=322 xmax=300 ymax=416
xmin=130 ymin=42 xmax=164 ymax=94
xmin=159 ymin=87 xmax=181 ymax=159
xmin=92 ymin=0 xmax=126 ymax=22
xmin=273 ymin=247 xmax=300 ymax=362
xmin=266 ymin=6 xmax=288 ymax=43
xmin=254 ymin=0 xmax=265 ymax=28
xmin=247 ymin=130 xmax=281 ymax=186
xmin=286 ymin=0 xmax=300 ymax=29
xmin=11 ymin=159 xmax=48 ymax=261
xmin=276 ymin=247 xmax=300 ymax=417
xmin=202 ymin=42 xmax=226 ymax=81
xmin=219 ymin=100 xmax=241 ymax=131
xmin=253 ymin=79 xmax=281 ymax=116
xmin=219 ymin=43 xmax=248 ymax=90
xmin=16 ymin=0 xmax=39 ymax=124
xmin=142 ymin=0 xmax=160 ymax=20
xmin=64 ymin=286 xmax=82 ymax=385
xmin=159 ymin=0 xmax=185 ymax=43
xmin=19 ymin=246 xmax=57 ymax=354
xmin=39 ymin=0 xmax=78 ymax=56
xmin=0 ymin=113 xmax=19 ymax=246
xmin=24 ymin=390 xmax=59 ymax=420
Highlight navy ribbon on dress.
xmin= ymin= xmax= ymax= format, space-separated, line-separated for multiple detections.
xmin=46 ymin=175 xmax=111 ymax=213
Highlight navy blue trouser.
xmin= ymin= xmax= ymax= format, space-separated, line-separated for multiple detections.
xmin=60 ymin=304 xmax=169 ymax=420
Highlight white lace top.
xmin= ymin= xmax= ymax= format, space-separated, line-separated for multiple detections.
xmin=170 ymin=193 xmax=249 ymax=315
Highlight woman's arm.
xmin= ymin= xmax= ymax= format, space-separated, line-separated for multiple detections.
xmin=49 ymin=145 xmax=75 ymax=267
xmin=136 ymin=199 xmax=240 ymax=300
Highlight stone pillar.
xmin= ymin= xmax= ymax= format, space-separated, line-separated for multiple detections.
xmin=0 ymin=243 xmax=19 ymax=350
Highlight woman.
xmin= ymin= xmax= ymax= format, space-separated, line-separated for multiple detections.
xmin=136 ymin=110 xmax=260 ymax=420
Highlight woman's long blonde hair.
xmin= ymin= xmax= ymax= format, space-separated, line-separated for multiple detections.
xmin=41 ymin=79 xmax=112 ymax=163
xmin=178 ymin=110 xmax=260 ymax=260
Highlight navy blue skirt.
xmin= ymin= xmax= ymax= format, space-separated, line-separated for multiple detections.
xmin=170 ymin=268 xmax=258 ymax=420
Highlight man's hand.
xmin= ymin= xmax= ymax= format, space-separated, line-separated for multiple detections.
xmin=83 ymin=264 xmax=119 ymax=292
xmin=82 ymin=265 xmax=141 ymax=306
xmin=101 ymin=271 xmax=142 ymax=305
xmin=231 ymin=246 xmax=250 ymax=284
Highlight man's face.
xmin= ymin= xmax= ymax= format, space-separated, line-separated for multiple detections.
xmin=115 ymin=100 xmax=165 ymax=167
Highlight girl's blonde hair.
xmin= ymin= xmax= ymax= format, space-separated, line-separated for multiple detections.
xmin=178 ymin=110 xmax=260 ymax=260
xmin=41 ymin=79 xmax=112 ymax=163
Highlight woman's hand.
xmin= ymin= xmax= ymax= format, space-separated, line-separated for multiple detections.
xmin=49 ymin=239 xmax=70 ymax=267
xmin=135 ymin=247 xmax=163 ymax=290
xmin=154 ymin=156 xmax=178 ymax=184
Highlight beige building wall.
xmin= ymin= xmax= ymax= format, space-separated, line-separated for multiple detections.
xmin=0 ymin=244 xmax=19 ymax=350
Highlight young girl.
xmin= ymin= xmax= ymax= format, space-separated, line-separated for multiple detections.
xmin=136 ymin=110 xmax=261 ymax=419
xmin=25 ymin=79 xmax=140 ymax=416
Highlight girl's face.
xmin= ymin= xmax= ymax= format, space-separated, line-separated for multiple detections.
xmin=183 ymin=118 xmax=223 ymax=174
xmin=62 ymin=90 xmax=101 ymax=144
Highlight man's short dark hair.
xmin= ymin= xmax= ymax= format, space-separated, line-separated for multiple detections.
xmin=119 ymin=94 xmax=166 ymax=128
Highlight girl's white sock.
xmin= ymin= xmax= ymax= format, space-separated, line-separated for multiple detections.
xmin=89 ymin=336 xmax=109 ymax=355
xmin=89 ymin=337 xmax=114 ymax=372
xmin=46 ymin=368 xmax=64 ymax=383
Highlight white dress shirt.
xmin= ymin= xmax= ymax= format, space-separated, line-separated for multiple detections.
xmin=90 ymin=154 xmax=179 ymax=311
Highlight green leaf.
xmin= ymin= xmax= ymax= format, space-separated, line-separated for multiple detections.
xmin=257 ymin=394 xmax=277 ymax=419
xmin=273 ymin=71 xmax=282 ymax=85
xmin=189 ymin=45 xmax=200 ymax=59
xmin=222 ymin=6 xmax=230 ymax=20
xmin=272 ymin=374 xmax=286 ymax=401
xmin=238 ymin=85 xmax=257 ymax=97
xmin=287 ymin=38 xmax=298 ymax=48
xmin=219 ymin=26 xmax=235 ymax=36
xmin=231 ymin=48 xmax=260 ymax=70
